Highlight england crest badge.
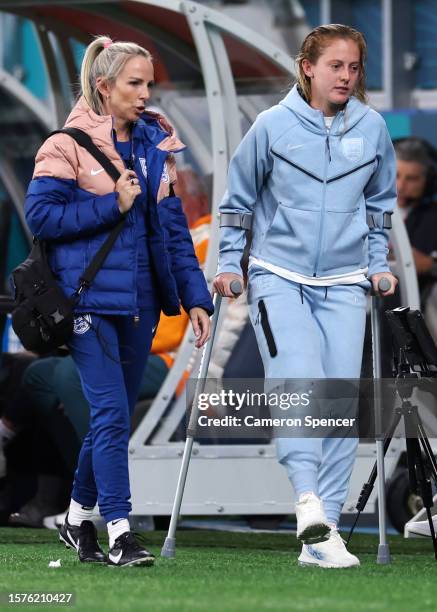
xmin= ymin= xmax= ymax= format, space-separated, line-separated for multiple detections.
xmin=341 ymin=138 xmax=363 ymax=162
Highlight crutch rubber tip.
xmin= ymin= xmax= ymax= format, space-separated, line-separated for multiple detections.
xmin=377 ymin=544 xmax=391 ymax=565
xmin=161 ymin=537 xmax=176 ymax=558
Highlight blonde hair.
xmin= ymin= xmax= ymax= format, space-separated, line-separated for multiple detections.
xmin=295 ymin=24 xmax=368 ymax=104
xmin=80 ymin=35 xmax=152 ymax=115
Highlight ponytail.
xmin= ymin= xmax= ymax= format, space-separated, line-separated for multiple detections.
xmin=80 ymin=35 xmax=152 ymax=115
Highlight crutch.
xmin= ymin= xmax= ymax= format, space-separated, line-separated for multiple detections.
xmin=161 ymin=279 xmax=243 ymax=558
xmin=346 ymin=277 xmax=394 ymax=561
xmin=371 ymin=276 xmax=392 ymax=564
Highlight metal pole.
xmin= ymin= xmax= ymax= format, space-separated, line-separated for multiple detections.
xmin=161 ymin=281 xmax=242 ymax=558
xmin=160 ymin=292 xmax=222 ymax=558
xmin=371 ymin=277 xmax=392 ymax=564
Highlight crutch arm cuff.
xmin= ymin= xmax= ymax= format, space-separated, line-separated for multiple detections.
xmin=366 ymin=212 xmax=393 ymax=229
xmin=219 ymin=212 xmax=253 ymax=231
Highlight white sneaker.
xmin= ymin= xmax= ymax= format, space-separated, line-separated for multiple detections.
xmin=43 ymin=509 xmax=68 ymax=530
xmin=298 ymin=528 xmax=360 ymax=568
xmin=295 ymin=492 xmax=330 ymax=544
xmin=406 ymin=515 xmax=437 ymax=537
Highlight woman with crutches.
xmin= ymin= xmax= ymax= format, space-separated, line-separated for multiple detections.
xmin=214 ymin=24 xmax=397 ymax=568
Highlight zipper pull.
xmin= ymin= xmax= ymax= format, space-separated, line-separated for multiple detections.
xmin=326 ymin=136 xmax=331 ymax=162
xmin=133 ymin=315 xmax=140 ymax=327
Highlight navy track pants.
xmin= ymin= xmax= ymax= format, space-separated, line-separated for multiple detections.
xmin=67 ymin=309 xmax=159 ymax=521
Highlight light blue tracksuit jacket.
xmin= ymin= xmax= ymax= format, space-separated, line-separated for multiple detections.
xmin=218 ymin=84 xmax=396 ymax=278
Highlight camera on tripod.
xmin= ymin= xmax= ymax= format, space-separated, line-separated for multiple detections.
xmin=349 ymin=306 xmax=437 ymax=559
xmin=385 ymin=306 xmax=437 ymax=379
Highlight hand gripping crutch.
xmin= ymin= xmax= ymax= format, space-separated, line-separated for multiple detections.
xmin=161 ymin=279 xmax=243 ymax=558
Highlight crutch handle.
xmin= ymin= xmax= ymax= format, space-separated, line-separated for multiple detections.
xmin=371 ymin=277 xmax=392 ymax=297
xmin=229 ymin=279 xmax=243 ymax=296
xmin=378 ymin=277 xmax=392 ymax=293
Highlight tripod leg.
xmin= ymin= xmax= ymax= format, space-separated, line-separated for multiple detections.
xmin=346 ymin=433 xmax=394 ymax=546
xmin=411 ymin=436 xmax=437 ymax=560
xmin=406 ymin=436 xmax=418 ymax=493
xmin=416 ymin=419 xmax=437 ymax=485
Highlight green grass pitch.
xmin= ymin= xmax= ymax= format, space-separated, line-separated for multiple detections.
xmin=0 ymin=528 xmax=436 ymax=611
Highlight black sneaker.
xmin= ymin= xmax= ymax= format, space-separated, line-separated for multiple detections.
xmin=59 ymin=513 xmax=107 ymax=563
xmin=108 ymin=531 xmax=155 ymax=567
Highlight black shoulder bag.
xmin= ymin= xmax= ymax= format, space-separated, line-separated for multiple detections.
xmin=11 ymin=128 xmax=124 ymax=354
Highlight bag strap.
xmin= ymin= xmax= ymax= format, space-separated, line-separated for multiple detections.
xmin=77 ymin=217 xmax=126 ymax=295
xmin=50 ymin=128 xmax=127 ymax=298
xmin=51 ymin=128 xmax=121 ymax=183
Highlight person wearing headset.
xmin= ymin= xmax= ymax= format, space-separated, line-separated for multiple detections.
xmin=394 ymin=137 xmax=437 ymax=536
xmin=394 ymin=138 xmax=437 ymax=317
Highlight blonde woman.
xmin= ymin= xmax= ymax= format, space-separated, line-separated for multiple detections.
xmin=25 ymin=36 xmax=213 ymax=567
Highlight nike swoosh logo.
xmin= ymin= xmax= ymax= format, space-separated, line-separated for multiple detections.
xmin=111 ymin=519 xmax=123 ymax=526
xmin=307 ymin=546 xmax=324 ymax=560
xmin=287 ymin=144 xmax=304 ymax=151
xmin=109 ymin=550 xmax=123 ymax=564
xmin=91 ymin=168 xmax=104 ymax=176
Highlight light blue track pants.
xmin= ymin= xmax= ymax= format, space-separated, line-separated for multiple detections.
xmin=247 ymin=265 xmax=368 ymax=525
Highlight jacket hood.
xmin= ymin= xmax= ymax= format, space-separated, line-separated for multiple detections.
xmin=279 ymin=84 xmax=370 ymax=136
xmin=65 ymin=96 xmax=185 ymax=153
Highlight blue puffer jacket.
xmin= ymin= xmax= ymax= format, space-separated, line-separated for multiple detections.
xmin=24 ymin=97 xmax=213 ymax=318
xmin=218 ymin=85 xmax=396 ymax=279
